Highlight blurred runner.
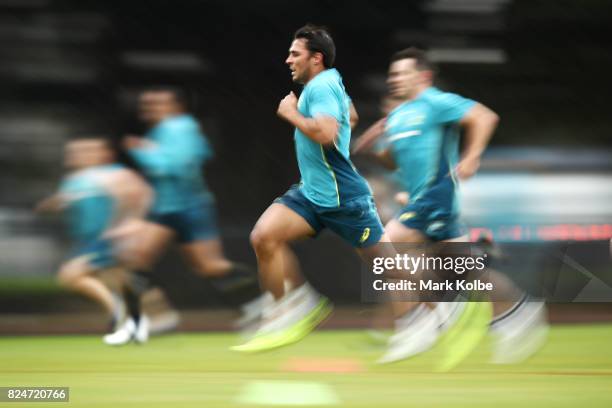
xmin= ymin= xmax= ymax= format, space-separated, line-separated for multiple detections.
xmin=356 ymin=47 xmax=546 ymax=365
xmin=122 ymin=87 xmax=259 ymax=318
xmin=36 ymin=137 xmax=153 ymax=344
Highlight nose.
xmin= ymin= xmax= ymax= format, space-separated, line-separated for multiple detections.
xmin=286 ymin=55 xmax=293 ymax=65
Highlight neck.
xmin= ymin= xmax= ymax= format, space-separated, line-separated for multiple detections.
xmin=304 ymin=66 xmax=327 ymax=85
xmin=409 ymin=83 xmax=431 ymax=100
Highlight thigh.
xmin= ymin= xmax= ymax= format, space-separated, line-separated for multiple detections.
xmin=253 ymin=202 xmax=317 ymax=243
xmin=385 ymin=219 xmax=428 ymax=243
xmin=57 ymin=255 xmax=94 ymax=282
xmin=319 ymin=195 xmax=384 ymax=248
xmin=128 ymin=221 xmax=175 ymax=267
xmin=396 ymin=202 xmax=465 ymax=242
xmin=443 ymin=234 xmax=469 ymax=243
xmin=174 ymin=203 xmax=219 ymax=244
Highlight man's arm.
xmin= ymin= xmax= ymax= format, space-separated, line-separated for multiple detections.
xmin=104 ymin=169 xmax=153 ymax=220
xmin=349 ymin=102 xmax=359 ymax=130
xmin=35 ymin=194 xmax=65 ymax=213
xmin=277 ymin=91 xmax=338 ymax=145
xmin=374 ymin=148 xmax=397 ymax=170
xmin=456 ymin=103 xmax=499 ymax=179
xmin=352 ymin=117 xmax=387 ymax=154
xmin=124 ymin=123 xmax=204 ymax=176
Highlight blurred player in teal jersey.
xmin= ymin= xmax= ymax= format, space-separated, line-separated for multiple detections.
xmin=357 ymin=48 xmax=546 ymax=364
xmin=123 ymin=88 xmax=257 ymax=305
xmin=37 ymin=138 xmax=153 ymax=343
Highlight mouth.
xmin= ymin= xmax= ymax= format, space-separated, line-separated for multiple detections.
xmin=388 ymin=85 xmax=401 ymax=94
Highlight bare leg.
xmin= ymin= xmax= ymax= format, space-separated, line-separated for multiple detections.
xmin=250 ymin=203 xmax=315 ymax=300
xmin=375 ymin=221 xmax=430 ymax=317
xmin=180 ymin=238 xmax=233 ymax=277
xmin=57 ymin=256 xmax=118 ymax=316
xmin=121 ymin=222 xmax=175 ymax=271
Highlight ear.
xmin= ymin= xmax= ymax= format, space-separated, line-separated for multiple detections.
xmin=421 ymin=70 xmax=434 ymax=84
xmin=312 ymin=51 xmax=324 ymax=66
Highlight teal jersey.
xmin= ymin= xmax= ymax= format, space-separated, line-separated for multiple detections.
xmin=59 ymin=164 xmax=122 ymax=242
xmin=384 ymin=87 xmax=475 ymax=213
xmin=295 ymin=68 xmax=371 ymax=208
xmin=130 ymin=114 xmax=213 ymax=214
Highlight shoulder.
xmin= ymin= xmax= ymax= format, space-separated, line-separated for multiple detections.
xmin=158 ymin=115 xmax=201 ymax=134
xmin=387 ymin=99 xmax=430 ymax=127
xmin=307 ymin=70 xmax=342 ymax=95
xmin=423 ymin=88 xmax=472 ymax=110
xmin=60 ymin=169 xmax=104 ymax=195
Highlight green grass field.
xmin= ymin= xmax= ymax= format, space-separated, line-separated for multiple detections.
xmin=1 ymin=325 xmax=612 ymax=407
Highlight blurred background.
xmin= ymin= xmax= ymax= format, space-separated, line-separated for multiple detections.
xmin=1 ymin=0 xmax=611 ymax=332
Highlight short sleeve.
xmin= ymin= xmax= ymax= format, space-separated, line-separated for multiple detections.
xmin=308 ymin=82 xmax=342 ymax=121
xmin=432 ymin=92 xmax=476 ymax=124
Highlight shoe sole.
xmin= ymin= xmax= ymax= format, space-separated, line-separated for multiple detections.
xmin=433 ymin=300 xmax=492 ymax=372
xmin=231 ymin=300 xmax=332 ymax=353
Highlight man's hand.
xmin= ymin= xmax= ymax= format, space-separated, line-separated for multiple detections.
xmin=352 ymin=118 xmax=386 ymax=154
xmin=277 ymin=92 xmax=299 ymax=122
xmin=35 ymin=195 xmax=64 ymax=213
xmin=123 ymin=135 xmax=144 ymax=150
xmin=123 ymin=135 xmax=156 ymax=150
xmin=394 ymin=191 xmax=410 ymax=206
xmin=454 ymin=155 xmax=481 ymax=180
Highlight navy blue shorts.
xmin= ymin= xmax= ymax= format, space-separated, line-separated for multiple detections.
xmin=396 ymin=201 xmax=465 ymax=242
xmin=275 ymin=185 xmax=384 ymax=248
xmin=70 ymin=239 xmax=116 ymax=269
xmin=148 ymin=202 xmax=219 ymax=244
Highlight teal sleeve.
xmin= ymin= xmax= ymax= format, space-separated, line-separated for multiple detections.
xmin=433 ymin=92 xmax=476 ymax=124
xmin=129 ymin=122 xmax=208 ymax=176
xmin=68 ymin=195 xmax=113 ymax=241
xmin=308 ymin=83 xmax=342 ymax=121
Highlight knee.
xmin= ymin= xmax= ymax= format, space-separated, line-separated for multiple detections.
xmin=56 ymin=264 xmax=81 ymax=288
xmin=250 ymin=226 xmax=281 ymax=258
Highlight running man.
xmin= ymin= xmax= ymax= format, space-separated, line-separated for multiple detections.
xmin=122 ymin=87 xmax=257 ymax=306
xmin=36 ymin=138 xmax=153 ymax=344
xmin=357 ymin=47 xmax=545 ymax=364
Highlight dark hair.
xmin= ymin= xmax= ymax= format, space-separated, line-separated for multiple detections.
xmin=294 ymin=24 xmax=336 ymax=68
xmin=143 ymin=86 xmax=189 ymax=109
xmin=390 ymin=47 xmax=437 ymax=74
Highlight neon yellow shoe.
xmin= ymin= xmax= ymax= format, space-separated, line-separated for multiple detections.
xmin=433 ymin=300 xmax=492 ymax=372
xmin=231 ymin=298 xmax=332 ymax=353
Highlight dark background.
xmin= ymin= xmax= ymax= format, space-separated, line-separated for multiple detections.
xmin=1 ymin=0 xmax=611 ymax=309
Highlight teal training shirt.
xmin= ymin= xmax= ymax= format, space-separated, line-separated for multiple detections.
xmin=384 ymin=87 xmax=475 ymax=214
xmin=295 ymin=68 xmax=370 ymax=208
xmin=130 ymin=114 xmax=213 ymax=214
xmin=59 ymin=164 xmax=121 ymax=242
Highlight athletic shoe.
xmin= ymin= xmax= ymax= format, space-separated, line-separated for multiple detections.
xmin=148 ymin=311 xmax=180 ymax=335
xmin=234 ymin=292 xmax=275 ymax=339
xmin=434 ymin=300 xmax=492 ymax=372
xmin=231 ymin=284 xmax=332 ymax=353
xmin=490 ymin=299 xmax=548 ymax=364
xmin=378 ymin=304 xmax=441 ymax=364
xmin=103 ymin=315 xmax=149 ymax=346
xmin=103 ymin=318 xmax=136 ymax=346
xmin=377 ymin=301 xmax=468 ymax=364
xmin=134 ymin=315 xmax=149 ymax=344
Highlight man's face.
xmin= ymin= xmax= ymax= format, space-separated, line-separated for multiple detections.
xmin=286 ymin=39 xmax=318 ymax=84
xmin=387 ymin=58 xmax=426 ymax=99
xmin=64 ymin=139 xmax=111 ymax=170
xmin=138 ymin=91 xmax=180 ymax=125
